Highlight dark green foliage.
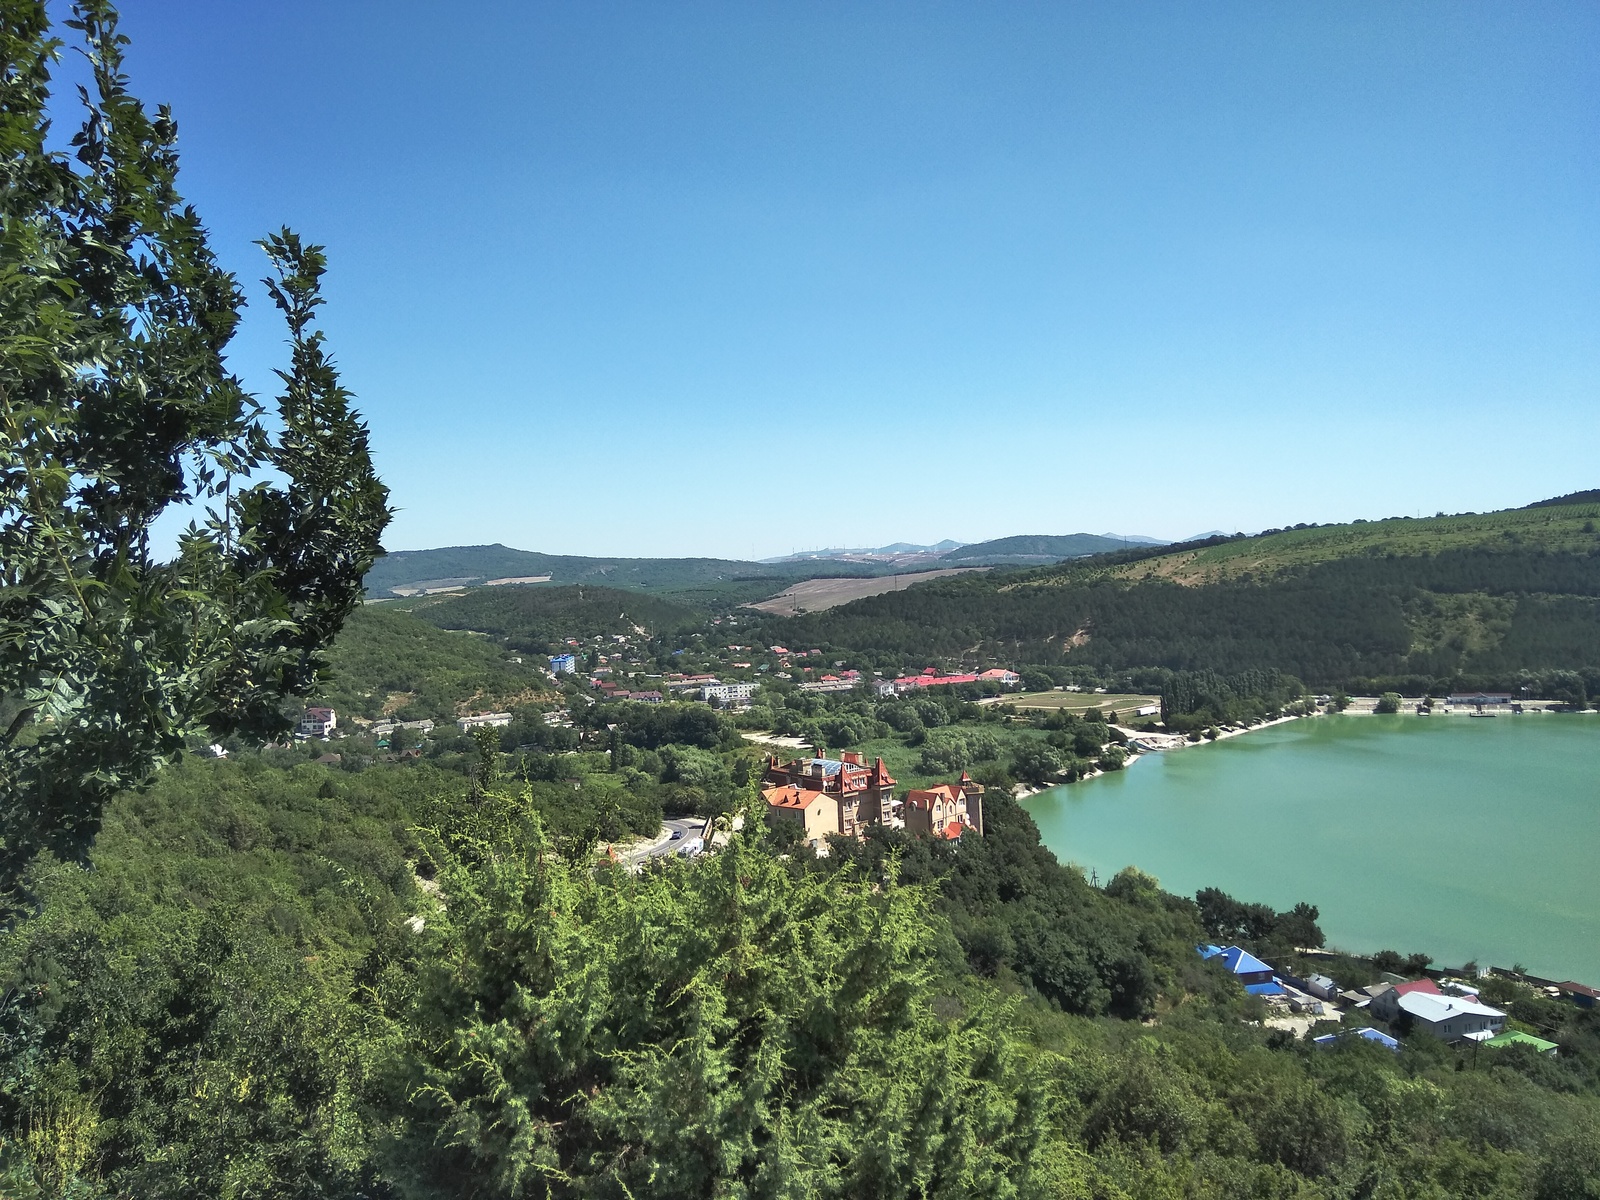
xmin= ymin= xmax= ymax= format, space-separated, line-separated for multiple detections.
xmin=1160 ymin=667 xmax=1302 ymax=726
xmin=381 ymin=812 xmax=1047 ymax=1199
xmin=589 ymin=700 xmax=735 ymax=751
xmin=823 ymin=796 xmax=1199 ymax=1019
xmin=0 ymin=2 xmax=388 ymax=888
xmin=1196 ymin=887 xmax=1326 ymax=957
xmin=408 ymin=584 xmax=697 ymax=652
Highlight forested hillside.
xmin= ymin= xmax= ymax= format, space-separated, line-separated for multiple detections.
xmin=940 ymin=532 xmax=1165 ymax=565
xmin=313 ymin=606 xmax=552 ymax=723
xmin=6 ymin=752 xmax=1599 ymax=1197
xmin=761 ymin=499 xmax=1600 ymax=696
xmin=401 ymin=584 xmax=700 ymax=652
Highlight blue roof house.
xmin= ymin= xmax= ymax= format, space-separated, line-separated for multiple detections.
xmin=1217 ymin=946 xmax=1275 ymax=986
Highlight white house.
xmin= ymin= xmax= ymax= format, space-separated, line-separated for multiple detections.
xmin=458 ymin=712 xmax=513 ymax=732
xmin=1371 ymin=979 xmax=1505 ymax=1042
xmin=702 ymin=681 xmax=757 ymax=705
xmin=297 ymin=707 xmax=337 ymax=739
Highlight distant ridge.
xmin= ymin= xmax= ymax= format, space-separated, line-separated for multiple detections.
xmin=940 ymin=532 xmax=1167 ymax=566
xmin=761 ymin=540 xmax=965 ymax=563
xmin=364 ymin=544 xmax=887 ymax=598
xmin=1528 ymin=489 xmax=1600 ymax=508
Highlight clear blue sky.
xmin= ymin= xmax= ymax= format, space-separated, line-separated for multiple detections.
xmin=108 ymin=1 xmax=1598 ymax=558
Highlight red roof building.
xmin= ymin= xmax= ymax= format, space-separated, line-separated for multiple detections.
xmin=903 ymin=773 xmax=985 ymax=840
xmin=763 ymin=751 xmax=896 ymax=839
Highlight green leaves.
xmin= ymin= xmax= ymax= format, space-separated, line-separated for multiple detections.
xmin=384 ymin=813 xmax=1048 ymax=1198
xmin=0 ymin=2 xmax=389 ymax=894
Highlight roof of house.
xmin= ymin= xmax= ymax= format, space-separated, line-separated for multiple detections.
xmin=1317 ymin=1027 xmax=1400 ymax=1050
xmin=1396 ymin=990 xmax=1505 ymax=1025
xmin=942 ymin=820 xmax=964 ymax=840
xmin=905 ymin=784 xmax=964 ymax=809
xmin=1560 ymin=980 xmax=1600 ymax=1000
xmin=1246 ymin=981 xmax=1287 ymax=996
xmin=1487 ymin=1030 xmax=1559 ymax=1052
xmin=1392 ymin=978 xmax=1443 ymax=998
xmin=1219 ymin=946 xmax=1274 ymax=976
xmin=763 ymin=785 xmax=830 ymax=811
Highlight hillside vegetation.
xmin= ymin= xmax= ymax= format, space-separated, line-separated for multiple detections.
xmin=401 ymin=584 xmax=699 ymax=653
xmin=941 ymin=532 xmax=1164 ymax=565
xmin=314 ymin=605 xmax=552 ymax=722
xmin=758 ymin=499 xmax=1600 ymax=695
xmin=6 ymin=752 xmax=1600 ymax=1197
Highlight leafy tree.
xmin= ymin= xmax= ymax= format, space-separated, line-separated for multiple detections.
xmin=0 ymin=1 xmax=388 ymax=889
xmin=1009 ymin=740 xmax=1065 ymax=786
xmin=382 ymin=808 xmax=1048 ymax=1198
xmin=1375 ymin=692 xmax=1403 ymax=713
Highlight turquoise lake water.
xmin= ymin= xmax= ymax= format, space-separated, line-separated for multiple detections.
xmin=1022 ymin=714 xmax=1600 ymax=984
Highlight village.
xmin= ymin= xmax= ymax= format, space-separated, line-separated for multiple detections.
xmin=1201 ymin=940 xmax=1599 ymax=1058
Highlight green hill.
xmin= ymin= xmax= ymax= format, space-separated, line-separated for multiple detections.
xmin=402 ymin=583 xmax=699 ymax=652
xmin=314 ymin=604 xmax=552 ymax=722
xmin=758 ymin=498 xmax=1600 ymax=694
xmin=364 ymin=543 xmax=882 ymax=597
xmin=940 ymin=532 xmax=1165 ymax=565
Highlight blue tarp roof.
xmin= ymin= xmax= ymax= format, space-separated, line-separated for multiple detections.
xmin=805 ymin=759 xmax=845 ymax=776
xmin=1314 ymin=1027 xmax=1400 ymax=1051
xmin=1221 ymin=946 xmax=1274 ymax=976
xmin=1245 ymin=982 xmax=1287 ymax=996
xmin=1197 ymin=944 xmax=1226 ymax=960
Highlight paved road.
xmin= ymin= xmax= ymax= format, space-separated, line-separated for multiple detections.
xmin=617 ymin=818 xmax=704 ymax=866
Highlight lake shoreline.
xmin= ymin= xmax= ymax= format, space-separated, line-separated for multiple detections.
xmin=1022 ymin=712 xmax=1600 ymax=982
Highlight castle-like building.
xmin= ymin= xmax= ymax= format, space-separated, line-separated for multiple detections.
xmin=761 ymin=752 xmax=985 ymax=849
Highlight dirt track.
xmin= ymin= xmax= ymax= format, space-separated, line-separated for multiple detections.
xmin=746 ymin=568 xmax=985 ymax=615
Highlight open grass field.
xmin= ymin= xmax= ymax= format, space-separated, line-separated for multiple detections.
xmin=1001 ymin=692 xmax=1159 ymax=714
xmin=746 ymin=568 xmax=986 ymax=615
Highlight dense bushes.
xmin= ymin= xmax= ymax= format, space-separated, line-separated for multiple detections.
xmin=3 ymin=757 xmax=1600 ymax=1195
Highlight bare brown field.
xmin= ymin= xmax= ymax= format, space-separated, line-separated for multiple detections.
xmin=746 ymin=568 xmax=985 ymax=615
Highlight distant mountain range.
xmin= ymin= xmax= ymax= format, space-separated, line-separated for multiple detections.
xmin=369 ymin=532 xmax=1175 ymax=597
xmin=760 ymin=540 xmax=966 ymax=564
xmin=363 ymin=544 xmax=888 ymax=599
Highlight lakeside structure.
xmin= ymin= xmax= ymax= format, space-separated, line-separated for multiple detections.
xmin=902 ymin=775 xmax=986 ymax=840
xmin=761 ymin=752 xmax=897 ymax=842
xmin=760 ymin=752 xmax=989 ymax=848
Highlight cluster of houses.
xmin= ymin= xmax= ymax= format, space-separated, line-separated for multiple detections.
xmin=1200 ymin=943 xmax=1576 ymax=1054
xmin=760 ymin=753 xmax=985 ymax=850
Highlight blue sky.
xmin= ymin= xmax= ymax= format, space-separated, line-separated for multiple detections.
xmin=107 ymin=1 xmax=1598 ymax=558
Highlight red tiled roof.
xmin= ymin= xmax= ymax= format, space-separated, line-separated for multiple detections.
xmin=763 ymin=785 xmax=828 ymax=810
xmin=941 ymin=820 xmax=964 ymax=839
xmin=906 ymin=784 xmax=963 ymax=809
xmin=1393 ymin=979 xmax=1442 ymax=997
